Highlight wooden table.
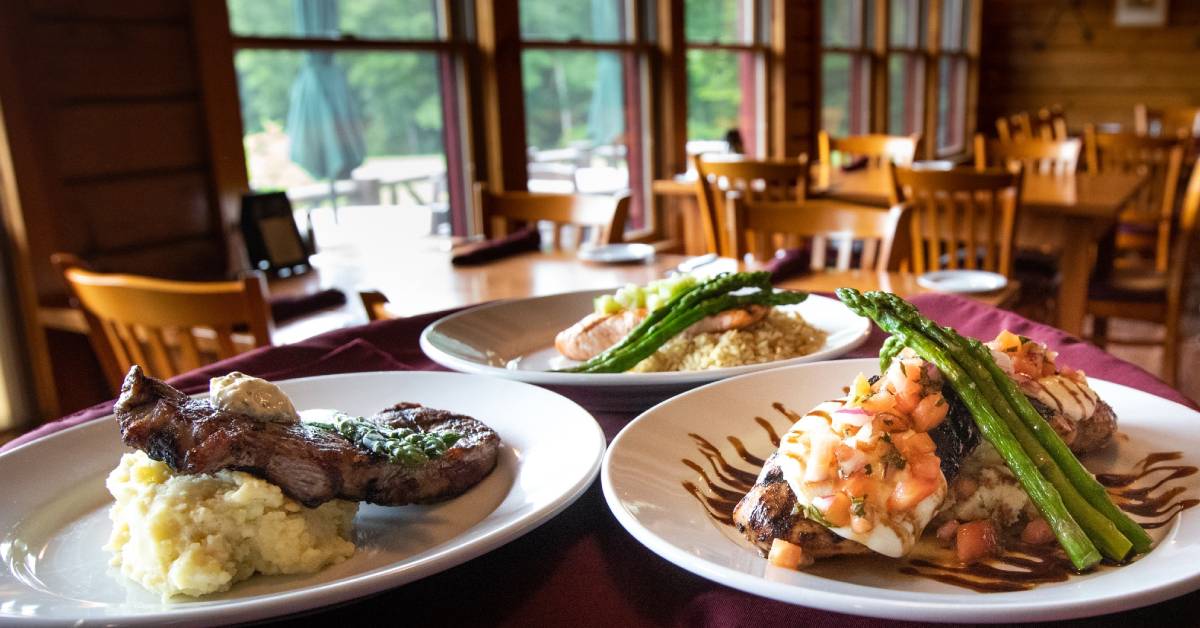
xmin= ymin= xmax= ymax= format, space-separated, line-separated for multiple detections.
xmin=654 ymin=166 xmax=1149 ymax=335
xmin=38 ymin=244 xmax=1019 ymax=347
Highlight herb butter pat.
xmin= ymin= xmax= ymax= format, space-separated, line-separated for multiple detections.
xmin=209 ymin=372 xmax=299 ymax=423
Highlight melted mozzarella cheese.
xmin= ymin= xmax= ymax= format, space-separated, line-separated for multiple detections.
xmin=774 ymin=400 xmax=947 ymax=558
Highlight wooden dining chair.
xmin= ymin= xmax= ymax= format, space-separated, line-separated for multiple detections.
xmin=1088 ymin=158 xmax=1200 ymax=387
xmin=1134 ymin=104 xmax=1200 ymax=138
xmin=996 ymin=112 xmax=1033 ymax=142
xmin=725 ymin=197 xmax=912 ymax=272
xmin=974 ymin=134 xmax=1081 ymax=176
xmin=889 ymin=163 xmax=1025 ymax=278
xmin=474 ymin=184 xmax=629 ymax=249
xmin=359 ymin=290 xmax=393 ymax=322
xmin=817 ymin=131 xmax=919 ymax=168
xmin=1084 ymin=125 xmax=1185 ymax=273
xmin=693 ymin=154 xmax=808 ymax=256
xmin=52 ymin=253 xmax=274 ymax=393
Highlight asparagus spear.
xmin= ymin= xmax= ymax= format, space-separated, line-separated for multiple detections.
xmin=837 ymin=288 xmax=1102 ymax=570
xmin=576 ymin=289 xmax=808 ymax=373
xmin=961 ymin=335 xmax=1153 ymax=554
xmin=561 ymin=272 xmax=773 ymax=373
xmin=879 ymin=334 xmax=904 ymax=373
xmin=872 ymin=292 xmax=1133 ymax=561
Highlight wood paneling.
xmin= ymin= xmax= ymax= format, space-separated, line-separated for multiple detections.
xmin=0 ymin=0 xmax=233 ymax=421
xmin=32 ymin=22 xmax=198 ymax=103
xmin=52 ymin=103 xmax=208 ymax=179
xmin=979 ymin=0 xmax=1200 ymax=130
xmin=772 ymin=0 xmax=820 ymax=158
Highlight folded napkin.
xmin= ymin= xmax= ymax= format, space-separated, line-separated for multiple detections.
xmin=451 ymin=227 xmax=541 ymax=266
xmin=269 ymin=288 xmax=347 ymax=324
xmin=765 ymin=247 xmax=813 ymax=283
xmin=840 ymin=156 xmax=870 ymax=171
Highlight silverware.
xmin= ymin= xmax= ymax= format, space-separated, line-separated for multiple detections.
xmin=672 ymin=253 xmax=719 ymax=275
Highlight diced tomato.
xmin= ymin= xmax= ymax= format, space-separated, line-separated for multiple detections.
xmin=955 ymin=520 xmax=1000 ymax=563
xmin=768 ymin=538 xmax=810 ymax=569
xmin=908 ymin=454 xmax=942 ymax=481
xmin=842 ymin=470 xmax=873 ymax=497
xmin=861 ymin=388 xmax=895 ymax=413
xmin=888 ymin=477 xmax=938 ymax=512
xmin=895 ymin=432 xmax=936 ymax=457
xmin=1020 ymin=518 xmax=1056 ymax=545
xmin=821 ymin=492 xmax=852 ymax=527
xmin=910 ymin=394 xmax=950 ymax=432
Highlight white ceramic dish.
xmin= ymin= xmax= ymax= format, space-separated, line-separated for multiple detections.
xmin=0 ymin=371 xmax=605 ymax=626
xmin=419 ymin=290 xmax=871 ymax=391
xmin=917 ymin=270 xmax=1009 ymax=294
xmin=577 ymin=243 xmax=657 ymax=264
xmin=603 ymin=359 xmax=1200 ymax=623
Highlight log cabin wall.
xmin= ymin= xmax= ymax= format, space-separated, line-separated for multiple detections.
xmin=0 ymin=0 xmax=230 ymax=302
xmin=979 ymin=0 xmax=1200 ymax=131
xmin=0 ymin=0 xmax=236 ymax=418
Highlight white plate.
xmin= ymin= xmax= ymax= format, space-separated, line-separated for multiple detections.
xmin=419 ymin=290 xmax=871 ymax=393
xmin=0 ymin=371 xmax=605 ymax=626
xmin=602 ymin=359 xmax=1200 ymax=623
xmin=917 ymin=270 xmax=1009 ymax=294
xmin=577 ymin=243 xmax=657 ymax=264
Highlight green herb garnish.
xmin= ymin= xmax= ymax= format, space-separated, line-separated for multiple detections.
xmin=310 ymin=413 xmax=460 ymax=466
xmin=851 ymin=496 xmax=867 ymax=518
xmin=805 ymin=504 xmax=831 ymax=527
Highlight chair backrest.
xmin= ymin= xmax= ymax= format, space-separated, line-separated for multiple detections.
xmin=693 ymin=154 xmax=808 ymax=255
xmin=1166 ymin=160 xmax=1200 ymax=360
xmin=359 ymin=290 xmax=393 ymax=321
xmin=995 ymin=112 xmax=1033 ymax=142
xmin=52 ymin=253 xmax=273 ymax=393
xmin=890 ymin=163 xmax=1024 ymax=277
xmin=474 ymin=184 xmax=629 ymax=249
xmin=726 ymin=197 xmax=912 ymax=272
xmin=818 ymin=131 xmax=919 ymax=168
xmin=1135 ymin=103 xmax=1200 ymax=138
xmin=1084 ymin=125 xmax=1185 ymax=272
xmin=974 ymin=134 xmax=1081 ymax=176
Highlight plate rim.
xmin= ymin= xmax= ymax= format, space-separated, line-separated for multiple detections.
xmin=601 ymin=358 xmax=1200 ymax=623
xmin=418 ymin=290 xmax=872 ymax=387
xmin=916 ymin=269 xmax=1009 ymax=294
xmin=0 ymin=370 xmax=606 ymax=626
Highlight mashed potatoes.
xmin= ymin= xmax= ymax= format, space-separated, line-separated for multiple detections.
xmin=105 ymin=451 xmax=358 ymax=599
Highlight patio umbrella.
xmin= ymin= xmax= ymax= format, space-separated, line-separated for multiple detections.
xmin=286 ymin=0 xmax=366 ymax=212
xmin=586 ymin=0 xmax=625 ymax=152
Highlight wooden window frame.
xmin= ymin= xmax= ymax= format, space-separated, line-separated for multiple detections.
xmin=213 ymin=1 xmax=476 ymax=235
xmin=682 ymin=0 xmax=772 ymax=158
xmin=517 ymin=0 xmax=656 ymax=239
xmin=818 ymin=0 xmax=981 ymax=160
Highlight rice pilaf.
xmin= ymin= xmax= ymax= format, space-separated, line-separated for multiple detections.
xmin=631 ymin=308 xmax=827 ymax=372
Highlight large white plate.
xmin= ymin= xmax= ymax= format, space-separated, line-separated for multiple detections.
xmin=0 ymin=371 xmax=605 ymax=626
xmin=602 ymin=359 xmax=1200 ymax=623
xmin=419 ymin=289 xmax=871 ymax=391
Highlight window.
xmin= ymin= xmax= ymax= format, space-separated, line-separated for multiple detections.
xmin=519 ymin=0 xmax=650 ymax=230
xmin=887 ymin=0 xmax=924 ymax=136
xmin=820 ymin=0 xmax=871 ymax=137
xmin=684 ymin=0 xmax=769 ymax=157
xmin=936 ymin=0 xmax=972 ymax=154
xmin=226 ymin=0 xmax=469 ymax=241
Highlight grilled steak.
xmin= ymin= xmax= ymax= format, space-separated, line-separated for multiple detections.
xmin=113 ymin=366 xmax=500 ymax=507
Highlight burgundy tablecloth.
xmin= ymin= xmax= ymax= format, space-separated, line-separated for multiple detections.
xmin=5 ymin=294 xmax=1197 ymax=627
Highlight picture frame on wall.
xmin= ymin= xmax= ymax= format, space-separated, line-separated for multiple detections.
xmin=1114 ymin=0 xmax=1168 ymax=27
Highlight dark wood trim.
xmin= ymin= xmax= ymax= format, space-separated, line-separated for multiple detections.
xmin=656 ymin=0 xmax=687 ymax=176
xmin=683 ymin=42 xmax=769 ymax=52
xmin=519 ymin=40 xmax=652 ymax=52
xmin=0 ymin=1 xmax=61 ymax=421
xmin=231 ymin=35 xmax=462 ymax=52
xmin=475 ymin=0 xmax=527 ymax=197
xmin=189 ymin=1 xmax=251 ymax=273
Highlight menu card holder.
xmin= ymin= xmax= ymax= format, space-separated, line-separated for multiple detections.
xmin=240 ymin=191 xmax=312 ymax=278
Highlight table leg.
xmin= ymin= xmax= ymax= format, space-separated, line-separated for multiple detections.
xmin=1055 ymin=220 xmax=1096 ymax=336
